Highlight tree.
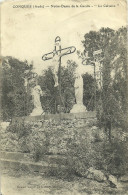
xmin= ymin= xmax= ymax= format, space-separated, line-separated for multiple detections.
xmin=38 ymin=68 xmax=56 ymax=113
xmin=82 ymin=27 xmax=127 ymax=134
xmin=2 ymin=57 xmax=33 ymax=120
xmin=38 ymin=60 xmax=77 ymax=113
xmin=83 ymin=73 xmax=95 ymax=111
xmin=39 ymin=60 xmax=96 ymax=113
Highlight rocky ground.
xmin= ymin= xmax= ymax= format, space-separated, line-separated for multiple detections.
xmin=1 ymin=170 xmax=128 ymax=195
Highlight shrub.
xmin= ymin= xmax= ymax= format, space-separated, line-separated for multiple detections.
xmin=66 ymin=127 xmax=128 ymax=177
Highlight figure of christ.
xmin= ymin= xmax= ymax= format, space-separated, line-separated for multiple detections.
xmin=52 ymin=49 xmax=71 ymax=87
xmin=52 ymin=51 xmax=61 ymax=87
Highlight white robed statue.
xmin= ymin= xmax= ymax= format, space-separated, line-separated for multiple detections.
xmin=30 ymin=83 xmax=44 ymax=116
xmin=70 ymin=66 xmax=87 ymax=113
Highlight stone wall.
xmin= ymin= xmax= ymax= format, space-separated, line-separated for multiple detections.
xmin=1 ymin=112 xmax=98 ymax=155
xmin=1 ymin=112 xmax=128 ymax=177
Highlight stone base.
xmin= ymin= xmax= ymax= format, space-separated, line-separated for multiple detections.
xmin=70 ymin=104 xmax=87 ymax=113
xmin=30 ymin=107 xmax=45 ymax=116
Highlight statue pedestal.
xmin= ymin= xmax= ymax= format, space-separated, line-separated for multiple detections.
xmin=70 ymin=103 xmax=87 ymax=113
xmin=30 ymin=107 xmax=44 ymax=116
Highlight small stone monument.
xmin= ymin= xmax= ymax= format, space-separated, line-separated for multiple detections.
xmin=70 ymin=66 xmax=87 ymax=113
xmin=30 ymin=80 xmax=44 ymax=116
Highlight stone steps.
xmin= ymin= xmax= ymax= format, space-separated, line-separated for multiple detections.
xmin=0 ymin=151 xmax=32 ymax=161
xmin=0 ymin=158 xmax=68 ymax=176
xmin=0 ymin=151 xmax=67 ymax=165
xmin=41 ymin=154 xmax=68 ymax=166
xmin=0 ymin=151 xmax=68 ymax=176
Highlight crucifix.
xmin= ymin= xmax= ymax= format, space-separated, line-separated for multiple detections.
xmin=42 ymin=36 xmax=76 ymax=113
xmin=82 ymin=49 xmax=103 ymax=110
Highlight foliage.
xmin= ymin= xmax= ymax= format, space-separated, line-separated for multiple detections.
xmin=82 ymin=27 xmax=127 ymax=132
xmin=102 ymin=139 xmax=128 ymax=176
xmin=38 ymin=60 xmax=77 ymax=113
xmin=38 ymin=60 xmax=95 ymax=113
xmin=83 ymin=73 xmax=95 ymax=110
xmin=2 ymin=27 xmax=127 ymax=126
xmin=7 ymin=119 xmax=32 ymax=140
xmin=2 ymin=57 xmax=33 ymax=120
xmin=2 ymin=56 xmax=95 ymax=117
xmin=38 ymin=68 xmax=56 ymax=113
xmin=66 ymin=126 xmax=128 ymax=177
xmin=6 ymin=120 xmax=48 ymax=157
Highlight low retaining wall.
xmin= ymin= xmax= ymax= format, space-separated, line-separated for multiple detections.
xmin=1 ymin=111 xmax=100 ymax=159
xmin=1 ymin=112 xmax=127 ymax=177
xmin=11 ymin=112 xmax=96 ymax=122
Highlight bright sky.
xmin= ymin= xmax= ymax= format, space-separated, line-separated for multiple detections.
xmin=1 ymin=0 xmax=127 ymax=75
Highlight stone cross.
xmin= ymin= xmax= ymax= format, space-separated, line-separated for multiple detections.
xmin=42 ymin=36 xmax=76 ymax=112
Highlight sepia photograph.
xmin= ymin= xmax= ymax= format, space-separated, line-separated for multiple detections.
xmin=0 ymin=0 xmax=128 ymax=194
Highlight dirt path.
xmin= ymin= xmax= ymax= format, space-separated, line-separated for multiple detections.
xmin=1 ymin=171 xmax=128 ymax=195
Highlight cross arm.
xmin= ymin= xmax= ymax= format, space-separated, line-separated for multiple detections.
xmin=42 ymin=46 xmax=76 ymax=61
xmin=82 ymin=59 xmax=95 ymax=66
xmin=42 ymin=52 xmax=54 ymax=61
xmin=60 ymin=46 xmax=76 ymax=57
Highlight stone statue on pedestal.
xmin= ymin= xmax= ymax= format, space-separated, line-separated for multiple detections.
xmin=30 ymin=81 xmax=44 ymax=116
xmin=70 ymin=67 xmax=87 ymax=113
